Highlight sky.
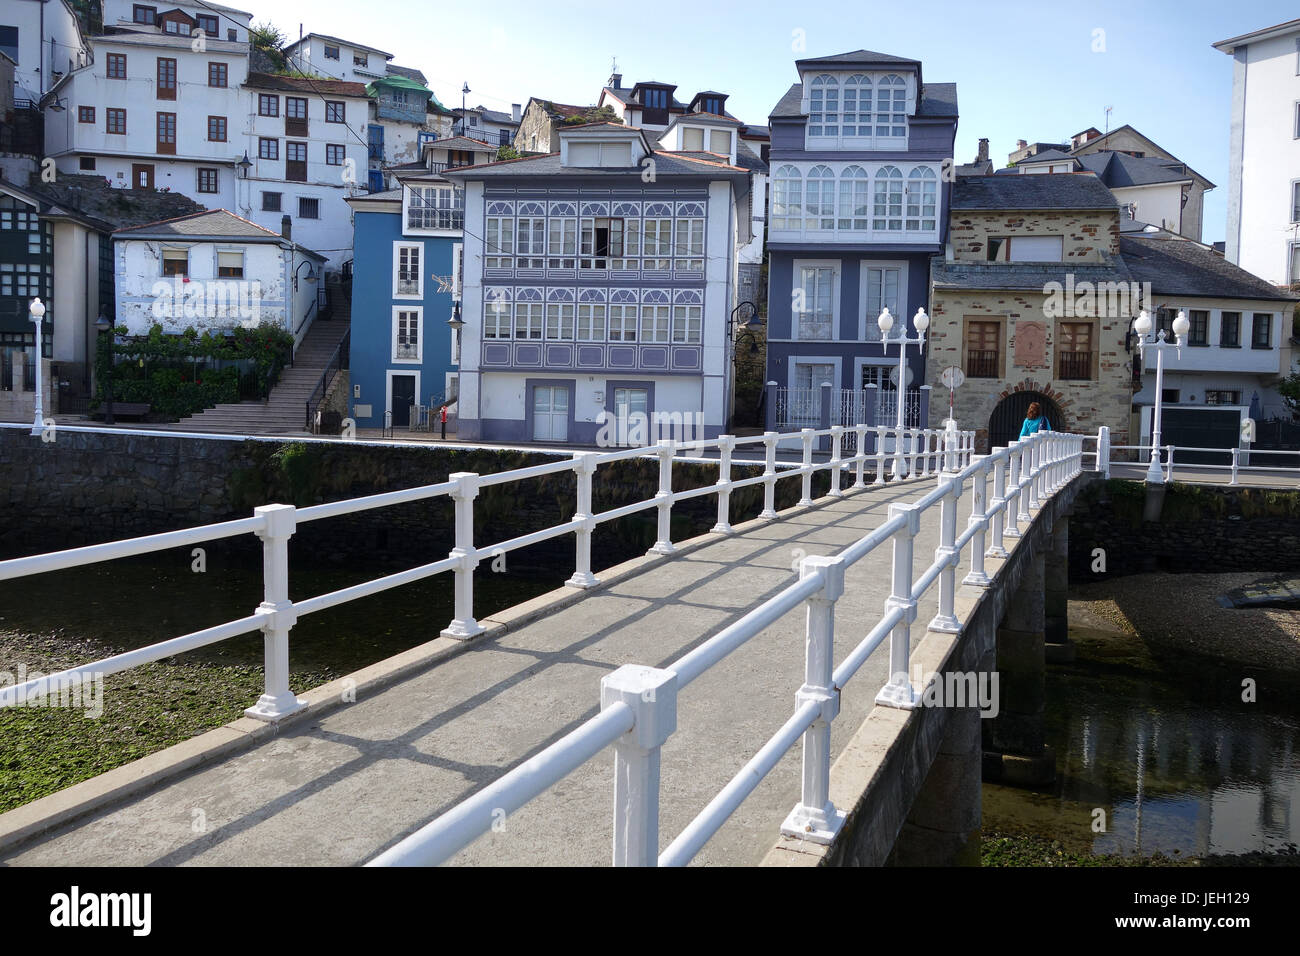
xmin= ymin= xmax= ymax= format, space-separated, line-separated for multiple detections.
xmin=250 ymin=0 xmax=1299 ymax=245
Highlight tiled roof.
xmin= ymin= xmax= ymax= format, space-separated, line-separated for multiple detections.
xmin=243 ymin=72 xmax=368 ymax=97
xmin=1119 ymin=235 xmax=1297 ymax=301
xmin=951 ymin=174 xmax=1118 ymax=210
xmin=932 ymin=259 xmax=1132 ymax=292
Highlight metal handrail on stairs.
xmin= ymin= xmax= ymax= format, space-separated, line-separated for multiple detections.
xmin=305 ymin=328 xmax=350 ymax=433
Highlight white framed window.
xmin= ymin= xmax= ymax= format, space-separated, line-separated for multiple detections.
xmin=873 ymin=166 xmax=903 ymax=230
xmin=514 ymin=300 xmax=544 ymax=339
xmin=805 ymin=165 xmax=835 ymax=230
xmin=547 ymin=217 xmax=576 ymax=268
xmin=609 ymin=302 xmax=638 ymax=341
xmin=406 ymin=185 xmax=464 ymax=231
xmin=642 ymin=218 xmax=672 ymax=271
xmin=516 ymin=217 xmax=545 ymax=268
xmin=682 ymin=127 xmax=704 ymax=151
xmin=578 ymin=303 xmax=606 ymax=341
xmin=860 ymin=262 xmax=907 ymax=341
xmin=808 ymin=74 xmax=839 ymax=137
xmin=483 ymin=289 xmax=512 ymax=338
xmin=394 ymin=242 xmax=422 ymax=297
xmin=671 ymin=304 xmax=702 ymax=344
xmin=772 ymin=165 xmax=802 ymax=231
xmin=486 ymin=217 xmax=514 ymax=268
xmin=545 ymin=302 xmax=574 ymax=340
xmin=1291 ymin=180 xmax=1300 ymax=223
xmin=673 ymin=218 xmax=704 ymax=271
xmin=842 ymin=75 xmax=872 ymax=137
xmin=1290 ymin=243 xmax=1300 ymax=285
xmin=708 ymin=129 xmax=731 ymax=155
xmin=641 ymin=292 xmax=671 ymax=343
xmin=393 ymin=307 xmax=422 ymax=362
xmin=614 ymin=387 xmax=649 ymax=419
xmin=794 ymin=260 xmax=839 ymax=341
xmin=876 ymin=74 xmax=907 ymax=137
xmin=837 ymin=165 xmax=870 ymax=230
xmin=216 ymin=250 xmax=244 ymax=278
xmin=905 ymin=167 xmax=937 ymax=231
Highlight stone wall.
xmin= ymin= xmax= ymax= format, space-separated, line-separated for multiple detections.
xmin=0 ymin=429 xmax=822 ymax=570
xmin=1068 ymin=479 xmax=1300 ymax=580
xmin=950 ymin=207 xmax=1119 ymax=263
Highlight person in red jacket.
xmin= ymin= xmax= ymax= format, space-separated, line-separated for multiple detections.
xmin=439 ymin=403 xmax=448 ymax=440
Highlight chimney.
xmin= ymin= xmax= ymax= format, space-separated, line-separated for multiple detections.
xmin=609 ymin=72 xmax=622 ymax=90
xmin=977 ymin=137 xmax=989 ymax=163
xmin=281 ymin=215 xmax=291 ymax=241
xmin=1016 ymin=139 xmax=1027 ymax=150
xmin=511 ymin=103 xmax=521 ymax=124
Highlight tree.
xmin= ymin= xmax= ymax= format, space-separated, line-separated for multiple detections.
xmin=250 ymin=21 xmax=289 ymax=73
xmin=496 ymin=145 xmax=521 ymax=161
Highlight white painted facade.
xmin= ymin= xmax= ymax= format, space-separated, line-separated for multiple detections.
xmin=3 ymin=0 xmax=87 ymax=101
xmin=100 ymin=0 xmax=252 ymax=43
xmin=1112 ymin=183 xmax=1186 ymax=235
xmin=114 ymin=228 xmax=323 ymax=343
xmin=1216 ymin=21 xmax=1300 ymax=285
xmin=283 ymin=34 xmax=390 ymax=85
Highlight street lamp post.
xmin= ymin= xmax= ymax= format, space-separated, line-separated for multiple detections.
xmin=877 ymin=306 xmax=929 ymax=480
xmin=29 ymin=297 xmax=45 ymax=436
xmin=1133 ymin=308 xmax=1189 ymax=484
xmin=95 ymin=312 xmax=115 ymax=425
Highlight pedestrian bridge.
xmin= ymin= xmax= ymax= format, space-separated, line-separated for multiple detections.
xmin=0 ymin=423 xmax=1091 ymax=866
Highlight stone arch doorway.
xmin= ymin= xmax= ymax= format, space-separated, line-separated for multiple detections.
xmin=988 ymin=391 xmax=1063 ymax=451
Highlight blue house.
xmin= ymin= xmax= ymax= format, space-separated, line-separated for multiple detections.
xmin=764 ymin=50 xmax=958 ymax=430
xmin=345 ymin=136 xmax=496 ymax=428
xmin=442 ymin=123 xmax=756 ymax=445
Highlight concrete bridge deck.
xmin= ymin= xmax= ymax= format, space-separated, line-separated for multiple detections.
xmin=1 ymin=475 xmax=1005 ymax=868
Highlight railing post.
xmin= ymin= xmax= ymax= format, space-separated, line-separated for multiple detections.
xmin=829 ymin=426 xmax=844 ymax=497
xmin=1024 ymin=434 xmax=1040 ymax=513
xmin=853 ymin=424 xmax=868 ymax=489
xmin=648 ymin=443 xmax=676 ymax=555
xmin=442 ymin=472 xmax=485 ymax=639
xmin=760 ymin=431 xmax=778 ymax=519
xmin=1230 ymin=446 xmax=1240 ymax=486
xmin=799 ymin=428 xmax=815 ymax=507
xmin=877 ymin=503 xmax=922 ymax=708
xmin=1007 ymin=440 xmax=1025 ymax=536
xmin=964 ymin=455 xmax=992 ymax=587
xmin=711 ymin=435 xmax=736 ymax=533
xmin=908 ymin=428 xmax=921 ymax=478
xmin=246 ymin=503 xmax=306 ymax=721
xmin=781 ymin=554 xmax=847 ymax=843
xmin=1166 ymin=444 xmax=1175 ymax=483
xmin=986 ymin=449 xmax=1010 ymax=559
xmin=873 ymin=424 xmax=887 ymax=486
xmin=1097 ymin=425 xmax=1111 ymax=477
xmin=930 ymin=468 xmax=962 ymax=633
xmin=602 ymin=664 xmax=678 ymax=867
xmin=567 ymin=452 xmax=600 ymax=588
xmin=918 ymin=429 xmax=931 ymax=478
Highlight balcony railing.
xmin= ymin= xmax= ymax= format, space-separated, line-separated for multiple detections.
xmin=396 ymin=274 xmax=420 ymax=295
xmin=966 ymin=349 xmax=999 ymax=378
xmin=394 ymin=341 xmax=419 ymax=360
xmin=1058 ymin=350 xmax=1092 ymax=381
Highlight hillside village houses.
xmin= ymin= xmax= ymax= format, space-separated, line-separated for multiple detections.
xmin=0 ymin=4 xmax=1296 ymax=454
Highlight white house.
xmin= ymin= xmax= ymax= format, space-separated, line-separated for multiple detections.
xmin=1 ymin=0 xmax=88 ymax=103
xmin=113 ymin=208 xmax=325 ymax=345
xmin=1214 ymin=18 xmax=1300 ymax=286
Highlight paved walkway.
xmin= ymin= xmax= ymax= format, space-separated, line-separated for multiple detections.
xmin=4 ymin=477 xmax=985 ymax=867
xmin=1109 ymin=462 xmax=1300 ymax=489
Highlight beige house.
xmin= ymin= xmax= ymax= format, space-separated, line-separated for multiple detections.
xmin=927 ymin=173 xmax=1136 ymax=452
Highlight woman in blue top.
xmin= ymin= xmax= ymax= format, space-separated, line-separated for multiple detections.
xmin=1019 ymin=401 xmax=1052 ymax=438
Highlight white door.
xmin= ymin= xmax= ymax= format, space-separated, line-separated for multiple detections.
xmin=532 ymin=385 xmax=570 ymax=442
xmin=791 ymin=362 xmax=834 ymax=427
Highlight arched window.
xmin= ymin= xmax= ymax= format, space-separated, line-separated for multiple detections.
xmin=808 ymin=74 xmax=839 ymax=137
xmin=772 ymin=165 xmax=802 ymax=231
xmin=806 ymin=165 xmax=835 ymax=230
xmin=843 ymin=75 xmax=872 ymax=137
xmin=876 ymin=74 xmax=907 ymax=137
xmin=838 ymin=165 xmax=869 ymax=230
xmin=906 ymin=167 xmax=937 ymax=231
xmin=873 ymin=166 xmax=903 ymax=231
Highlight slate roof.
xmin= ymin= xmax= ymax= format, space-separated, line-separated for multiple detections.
xmin=796 ymin=49 xmax=922 ymax=67
xmin=956 ymin=160 xmax=994 ymax=177
xmin=951 ymin=174 xmax=1118 ymax=210
xmin=1017 ymin=148 xmax=1075 ymax=165
xmin=386 ymin=64 xmax=427 ymax=85
xmin=439 ymin=151 xmax=747 ymax=179
xmin=1119 ymin=235 xmax=1297 ymax=301
xmin=931 ymin=259 xmax=1132 ymax=293
xmin=423 ymin=135 xmax=496 ymax=151
xmin=243 ymin=72 xmax=368 ymax=97
xmin=1076 ymin=151 xmax=1192 ymax=188
xmin=113 ymin=209 xmax=326 ymax=259
xmin=11 ymin=174 xmax=205 ymax=231
xmin=91 ymin=31 xmax=246 ymax=53
xmin=770 ymin=82 xmax=956 ymax=119
xmin=284 ymin=33 xmax=392 ymax=58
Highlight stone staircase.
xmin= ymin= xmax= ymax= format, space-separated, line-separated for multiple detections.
xmin=165 ymin=305 xmax=349 ymax=436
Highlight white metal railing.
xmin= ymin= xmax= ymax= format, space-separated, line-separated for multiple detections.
xmin=1097 ymin=434 xmax=1300 ymax=486
xmin=0 ymin=421 xmax=973 ymax=722
xmin=368 ymin=427 xmax=1085 ymax=867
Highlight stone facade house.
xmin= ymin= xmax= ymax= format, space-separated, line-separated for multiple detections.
xmin=514 ymin=98 xmax=618 ymax=154
xmin=927 ymin=173 xmax=1135 ymax=452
